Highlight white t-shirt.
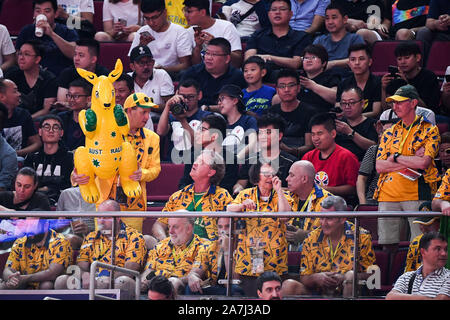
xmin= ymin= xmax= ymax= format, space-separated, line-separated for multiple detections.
xmin=0 ymin=24 xmax=15 ymax=67
xmin=379 ymin=106 xmax=436 ymax=125
xmin=57 ymin=0 xmax=95 ymax=14
xmin=222 ymin=0 xmax=260 ymax=37
xmin=187 ymin=18 xmax=242 ymax=52
xmin=102 ymin=0 xmax=140 ymax=26
xmin=128 ymin=22 xmax=193 ymax=68
xmin=127 ymin=69 xmax=175 ymax=130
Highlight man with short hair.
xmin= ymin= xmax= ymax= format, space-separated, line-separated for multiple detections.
xmin=179 ymin=38 xmax=246 ymax=108
xmin=113 ymin=74 xmax=135 ymax=109
xmin=289 ymin=0 xmax=329 ymax=34
xmin=184 ymin=0 xmax=243 ymax=68
xmin=57 ymin=78 xmax=91 ymax=151
xmin=386 ymin=232 xmax=450 ymax=300
xmin=15 ymin=0 xmax=78 ymax=75
xmin=257 ymin=271 xmax=283 ymax=300
xmin=24 ymin=114 xmax=74 ymax=206
xmin=152 ymin=150 xmax=233 ymax=242
xmin=244 ymin=0 xmax=312 ymax=82
xmin=375 ymin=84 xmax=441 ymax=260
xmin=142 ymin=217 xmax=205 ymax=294
xmin=54 ymin=200 xmax=147 ymax=299
xmin=282 ymin=195 xmax=376 ymax=297
xmin=56 ymin=38 xmax=109 ymax=105
xmin=302 ymin=112 xmax=359 ymax=199
xmin=2 ymin=217 xmax=72 ymax=289
xmin=334 ymin=86 xmax=378 ymax=161
xmin=128 ymin=45 xmax=174 ymax=126
xmin=128 ymin=0 xmax=192 ymax=75
xmin=0 ymin=79 xmax=42 ymax=158
xmin=5 ymin=40 xmax=57 ymax=119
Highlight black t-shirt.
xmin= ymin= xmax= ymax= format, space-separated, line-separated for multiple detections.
xmin=386 ymin=68 xmax=440 ymax=113
xmin=266 ymin=102 xmax=316 ymax=148
xmin=57 ymin=64 xmax=110 ymax=89
xmin=337 ymin=0 xmax=390 ymax=22
xmin=298 ymin=70 xmax=341 ymax=113
xmin=428 ymin=0 xmax=450 ymax=34
xmin=3 ymin=107 xmax=37 ymax=151
xmin=337 ymin=73 xmax=381 ymax=114
xmin=57 ymin=110 xmax=85 ymax=151
xmin=335 ymin=117 xmax=378 ymax=161
xmin=4 ymin=67 xmax=57 ymax=115
xmin=0 ymin=191 xmax=51 ymax=211
xmin=389 ymin=0 xmax=431 ymax=36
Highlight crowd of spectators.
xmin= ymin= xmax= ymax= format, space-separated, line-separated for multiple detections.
xmin=0 ymin=0 xmax=448 ymax=300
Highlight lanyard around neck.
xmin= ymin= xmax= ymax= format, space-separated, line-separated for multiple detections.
xmin=299 ymin=189 xmax=315 ymax=212
xmin=398 ymin=115 xmax=419 ymax=152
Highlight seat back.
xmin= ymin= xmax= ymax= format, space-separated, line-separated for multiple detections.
xmin=374 ymin=250 xmax=389 ymax=286
xmin=93 ymin=0 xmax=104 ymax=32
xmin=426 ymin=41 xmax=450 ymax=76
xmin=389 ymin=249 xmax=407 ymax=286
xmin=0 ymin=0 xmax=34 ymax=36
xmin=99 ymin=42 xmax=132 ymax=72
xmin=355 ymin=204 xmax=379 ymax=240
xmin=146 ymin=163 xmax=185 ymax=202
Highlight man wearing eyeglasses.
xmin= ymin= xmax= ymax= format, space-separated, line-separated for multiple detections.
xmin=24 ymin=114 xmax=73 ymax=206
xmin=128 ymin=0 xmax=192 ymax=75
xmin=244 ymin=0 xmax=312 ymax=82
xmin=57 ymin=78 xmax=91 ymax=152
xmin=128 ymin=45 xmax=174 ymax=126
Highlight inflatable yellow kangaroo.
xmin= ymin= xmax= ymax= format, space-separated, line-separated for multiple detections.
xmin=74 ymin=59 xmax=141 ymax=203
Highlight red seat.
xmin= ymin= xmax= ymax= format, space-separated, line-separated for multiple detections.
xmin=355 ymin=204 xmax=379 ymax=240
xmin=0 ymin=0 xmax=34 ymax=36
xmin=374 ymin=250 xmax=390 ymax=291
xmin=0 ymin=252 xmax=9 ymax=275
xmin=146 ymin=163 xmax=185 ymax=202
xmin=370 ymin=40 xmax=423 ymax=76
xmin=389 ymin=249 xmax=407 ymax=286
xmin=426 ymin=41 xmax=450 ymax=77
xmin=99 ymin=42 xmax=132 ymax=72
xmin=437 ymin=122 xmax=449 ymax=135
xmin=142 ymin=217 xmax=157 ymax=235
xmin=212 ymin=2 xmax=223 ymax=17
xmin=93 ymin=0 xmax=104 ymax=32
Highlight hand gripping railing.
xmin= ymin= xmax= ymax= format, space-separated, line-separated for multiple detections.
xmin=89 ymin=261 xmax=141 ymax=300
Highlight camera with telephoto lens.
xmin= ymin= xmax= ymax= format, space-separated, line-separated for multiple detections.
xmin=170 ymin=99 xmax=188 ymax=115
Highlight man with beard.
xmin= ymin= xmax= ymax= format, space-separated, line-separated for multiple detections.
xmin=1 ymin=217 xmax=72 ymax=289
xmin=256 ymin=271 xmax=283 ymax=300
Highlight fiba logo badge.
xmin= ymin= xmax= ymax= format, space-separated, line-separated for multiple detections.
xmin=315 ymin=171 xmax=329 ymax=186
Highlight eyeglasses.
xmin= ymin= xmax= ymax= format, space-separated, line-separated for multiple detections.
xmin=134 ymin=59 xmax=154 ymax=66
xmin=340 ymin=100 xmax=362 ymax=107
xmin=302 ymin=56 xmax=319 ymax=61
xmin=260 ymin=171 xmax=276 ymax=178
xmin=180 ymin=94 xmax=197 ymax=101
xmin=18 ymin=52 xmax=37 ymax=58
xmin=66 ymin=94 xmax=89 ymax=100
xmin=269 ymin=7 xmax=290 ymax=12
xmin=217 ymin=95 xmax=232 ymax=103
xmin=143 ymin=11 xmax=164 ymax=22
xmin=204 ymin=51 xmax=228 ymax=58
xmin=41 ymin=124 xmax=62 ymax=131
xmin=276 ymin=83 xmax=298 ymax=90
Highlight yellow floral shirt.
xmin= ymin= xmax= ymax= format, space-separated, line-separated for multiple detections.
xmin=300 ymin=222 xmax=376 ymax=275
xmin=374 ymin=116 xmax=440 ymax=202
xmin=77 ymin=222 xmax=147 ymax=276
xmin=158 ymin=184 xmax=234 ymax=240
xmin=6 ymin=229 xmax=72 ymax=289
xmin=232 ymin=187 xmax=294 ymax=276
xmin=193 ymin=240 xmax=226 ymax=284
xmin=145 ymin=234 xmax=207 ymax=278
xmin=404 ymin=233 xmax=422 ymax=273
xmin=434 ymin=169 xmax=450 ymax=201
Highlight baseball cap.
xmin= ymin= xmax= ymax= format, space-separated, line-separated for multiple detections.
xmin=412 ymin=216 xmax=440 ymax=226
xmin=217 ymin=84 xmax=246 ymax=113
xmin=123 ymin=93 xmax=158 ymax=110
xmin=386 ymin=84 xmax=421 ymax=103
xmin=130 ymin=45 xmax=153 ymax=63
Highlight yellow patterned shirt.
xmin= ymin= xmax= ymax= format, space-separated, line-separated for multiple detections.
xmin=6 ymin=229 xmax=72 ymax=289
xmin=77 ymin=222 xmax=147 ymax=276
xmin=300 ymin=221 xmax=376 ymax=275
xmin=404 ymin=233 xmax=422 ymax=273
xmin=166 ymin=0 xmax=188 ymax=28
xmin=145 ymin=234 xmax=207 ymax=278
xmin=290 ymin=184 xmax=334 ymax=231
xmin=193 ymin=240 xmax=226 ymax=284
xmin=434 ymin=169 xmax=450 ymax=201
xmin=374 ymin=116 xmax=441 ymax=202
xmin=159 ymin=184 xmax=234 ymax=240
xmin=232 ymin=187 xmax=294 ymax=276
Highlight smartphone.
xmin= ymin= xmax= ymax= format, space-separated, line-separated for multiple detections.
xmin=193 ymin=25 xmax=202 ymax=33
xmin=445 ymin=75 xmax=450 ymax=82
xmin=118 ymin=18 xmax=127 ymax=26
xmin=330 ymin=106 xmax=343 ymax=113
xmin=388 ymin=65 xmax=399 ymax=77
xmin=140 ymin=31 xmax=151 ymax=37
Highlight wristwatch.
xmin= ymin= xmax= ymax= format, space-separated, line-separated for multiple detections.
xmin=393 ymin=152 xmax=400 ymax=163
xmin=348 ymin=129 xmax=355 ymax=138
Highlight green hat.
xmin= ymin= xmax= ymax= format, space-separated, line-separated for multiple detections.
xmin=386 ymin=84 xmax=421 ymax=103
xmin=124 ymin=93 xmax=158 ymax=110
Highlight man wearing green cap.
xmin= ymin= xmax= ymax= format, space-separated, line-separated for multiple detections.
xmin=374 ymin=84 xmax=441 ymax=263
xmin=72 ymin=92 xmax=161 ymax=233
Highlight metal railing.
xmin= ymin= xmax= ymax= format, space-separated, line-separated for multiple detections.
xmin=0 ymin=210 xmax=443 ymax=300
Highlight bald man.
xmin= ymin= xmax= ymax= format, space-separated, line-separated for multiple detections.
xmin=285 ymin=160 xmax=334 ymax=246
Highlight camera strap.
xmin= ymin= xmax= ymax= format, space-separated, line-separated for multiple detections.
xmin=234 ymin=5 xmax=257 ymax=26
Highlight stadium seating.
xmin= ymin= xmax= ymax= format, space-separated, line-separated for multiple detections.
xmin=373 ymin=250 xmax=391 ymax=293
xmin=93 ymin=1 xmax=104 ymax=32
xmin=388 ymin=248 xmax=407 ymax=286
xmin=426 ymin=41 xmax=450 ymax=77
xmin=142 ymin=217 xmax=157 ymax=235
xmin=211 ymin=2 xmax=223 ymax=18
xmin=99 ymin=42 xmax=132 ymax=72
xmin=287 ymin=251 xmax=301 ymax=274
xmin=354 ymin=204 xmax=378 ymax=241
xmin=0 ymin=251 xmax=9 ymax=275
xmin=146 ymin=162 xmax=185 ymax=202
xmin=0 ymin=0 xmax=34 ymax=36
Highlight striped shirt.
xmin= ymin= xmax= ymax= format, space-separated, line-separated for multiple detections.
xmin=392 ymin=266 xmax=450 ymax=298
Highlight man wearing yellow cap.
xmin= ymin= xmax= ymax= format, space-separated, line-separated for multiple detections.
xmin=72 ymin=92 xmax=161 ymax=232
xmin=374 ymin=84 xmax=441 ymax=262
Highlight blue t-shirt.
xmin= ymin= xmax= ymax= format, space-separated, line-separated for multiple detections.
xmin=242 ymin=85 xmax=276 ymax=116
xmin=313 ymin=32 xmax=364 ymax=61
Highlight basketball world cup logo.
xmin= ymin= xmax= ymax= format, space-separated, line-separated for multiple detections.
xmin=315 ymin=171 xmax=329 ymax=186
